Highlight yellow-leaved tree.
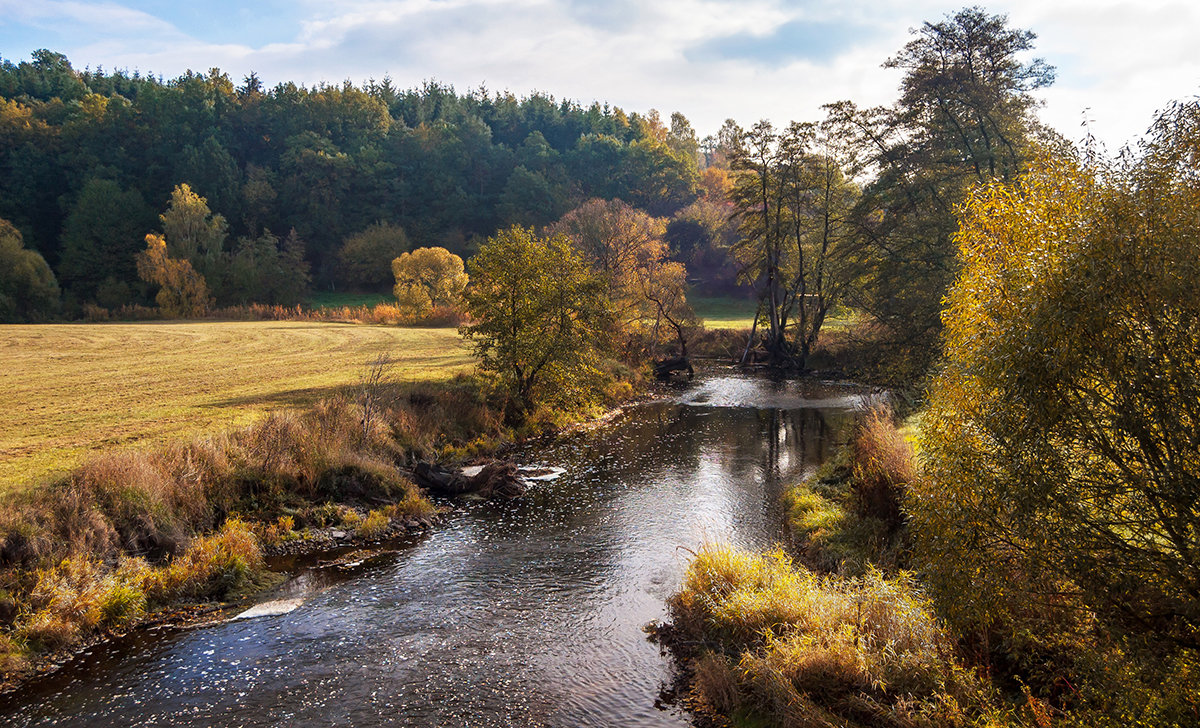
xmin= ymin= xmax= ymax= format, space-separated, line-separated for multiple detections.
xmin=136 ymin=234 xmax=212 ymax=317
xmin=391 ymin=247 xmax=468 ymax=316
xmin=914 ymin=100 xmax=1200 ymax=658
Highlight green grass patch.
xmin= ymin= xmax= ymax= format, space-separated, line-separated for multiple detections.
xmin=691 ymin=296 xmax=757 ymax=330
xmin=306 ymin=291 xmax=392 ymax=309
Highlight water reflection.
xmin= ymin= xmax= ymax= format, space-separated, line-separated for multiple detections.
xmin=2 ymin=372 xmax=865 ymax=727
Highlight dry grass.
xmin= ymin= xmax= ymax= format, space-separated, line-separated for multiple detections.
xmin=0 ymin=376 xmax=511 ymax=680
xmin=782 ymin=405 xmax=916 ymax=574
xmin=0 ymin=320 xmax=471 ymax=490
xmin=668 ymin=543 xmax=1000 ymax=728
xmin=849 ymin=405 xmax=914 ymax=534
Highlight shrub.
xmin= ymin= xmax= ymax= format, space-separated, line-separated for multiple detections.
xmin=667 ymin=543 xmax=994 ymax=727
xmin=144 ymin=518 xmax=262 ymax=602
xmin=356 ymin=509 xmax=390 ymax=539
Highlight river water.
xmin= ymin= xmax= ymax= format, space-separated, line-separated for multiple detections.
xmin=3 ymin=372 xmax=867 ymax=727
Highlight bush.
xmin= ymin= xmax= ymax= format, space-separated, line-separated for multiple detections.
xmin=666 ymin=543 xmax=996 ymax=727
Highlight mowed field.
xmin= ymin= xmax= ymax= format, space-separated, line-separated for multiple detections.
xmin=0 ymin=321 xmax=471 ymax=491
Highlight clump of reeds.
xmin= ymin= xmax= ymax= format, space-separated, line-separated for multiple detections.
xmin=849 ymin=404 xmax=915 ymax=534
xmin=667 ymin=543 xmax=994 ymax=727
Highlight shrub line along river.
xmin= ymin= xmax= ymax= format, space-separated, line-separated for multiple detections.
xmin=3 ymin=371 xmax=868 ymax=727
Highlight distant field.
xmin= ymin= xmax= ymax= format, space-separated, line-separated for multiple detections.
xmin=307 ymin=291 xmax=392 ymax=309
xmin=692 ymin=296 xmax=861 ymax=332
xmin=692 ymin=296 xmax=757 ymax=329
xmin=0 ymin=321 xmax=471 ymax=491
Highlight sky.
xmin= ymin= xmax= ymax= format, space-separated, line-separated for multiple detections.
xmin=1 ymin=0 xmax=1197 ymax=151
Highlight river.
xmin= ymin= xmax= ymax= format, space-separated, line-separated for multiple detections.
xmin=2 ymin=372 xmax=868 ymax=727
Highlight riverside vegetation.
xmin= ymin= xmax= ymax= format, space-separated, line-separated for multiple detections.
xmin=656 ymin=10 xmax=1200 ymax=728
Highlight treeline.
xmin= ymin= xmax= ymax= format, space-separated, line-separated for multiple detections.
xmin=0 ymin=50 xmax=741 ymax=317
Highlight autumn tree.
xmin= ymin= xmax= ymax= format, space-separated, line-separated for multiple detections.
xmin=136 ymin=233 xmax=212 ymax=317
xmin=160 ymin=183 xmax=228 ymax=270
xmin=550 ymin=198 xmax=668 ymax=333
xmin=391 ymin=246 xmax=468 ymax=315
xmin=159 ymin=183 xmax=229 ymax=293
xmin=460 ymin=226 xmax=609 ymax=410
xmin=914 ymin=100 xmax=1200 ymax=653
xmin=0 ymin=218 xmax=59 ymax=321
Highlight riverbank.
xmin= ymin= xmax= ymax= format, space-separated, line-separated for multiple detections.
xmin=652 ymin=406 xmax=1020 ymax=727
xmin=0 ymin=361 xmax=644 ymax=691
xmin=3 ymin=371 xmax=869 ymax=725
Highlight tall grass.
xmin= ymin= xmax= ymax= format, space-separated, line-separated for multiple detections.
xmin=668 ymin=543 xmax=1000 ymax=727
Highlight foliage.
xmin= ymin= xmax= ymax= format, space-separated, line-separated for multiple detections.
xmin=729 ymin=118 xmax=858 ymax=366
xmin=136 ymin=234 xmax=212 ymax=318
xmin=56 ymin=178 xmax=155 ymax=305
xmin=665 ymin=543 xmax=996 ymax=727
xmin=339 ymin=221 xmax=411 ymax=290
xmin=391 ymin=246 xmax=468 ymax=316
xmin=225 ymin=228 xmax=310 ymax=306
xmin=460 ymin=225 xmax=610 ymax=409
xmin=0 ymin=51 xmax=703 ymax=310
xmin=0 ymin=218 xmax=59 ymax=322
xmin=831 ymin=7 xmax=1054 ymax=370
xmin=550 ymin=198 xmax=698 ymax=358
xmin=914 ymin=99 xmax=1200 ymax=687
xmin=666 ymin=197 xmax=740 ymax=295
xmin=159 ymin=183 xmax=228 ymax=274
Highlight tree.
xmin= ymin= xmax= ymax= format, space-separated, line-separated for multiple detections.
xmin=136 ymin=233 xmax=211 ymax=317
xmin=635 ymin=250 xmax=697 ymax=359
xmin=550 ymin=198 xmax=666 ymax=327
xmin=391 ymin=246 xmax=468 ymax=315
xmin=913 ymin=100 xmax=1200 ymax=650
xmin=225 ymin=228 xmax=310 ymax=305
xmin=0 ymin=218 xmax=59 ymax=321
xmin=57 ymin=178 xmax=155 ymax=303
xmin=159 ymin=183 xmax=229 ymax=289
xmin=337 ymin=221 xmax=410 ymax=290
xmin=729 ymin=119 xmax=858 ymax=367
xmin=834 ymin=7 xmax=1055 ymax=368
xmin=460 ymin=226 xmax=609 ymax=410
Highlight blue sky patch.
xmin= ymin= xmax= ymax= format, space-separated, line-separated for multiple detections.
xmin=689 ymin=19 xmax=873 ymax=67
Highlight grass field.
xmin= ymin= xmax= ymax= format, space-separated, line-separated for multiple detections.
xmin=306 ymin=291 xmax=392 ymax=309
xmin=0 ymin=321 xmax=471 ymax=491
xmin=691 ymin=296 xmax=861 ymax=332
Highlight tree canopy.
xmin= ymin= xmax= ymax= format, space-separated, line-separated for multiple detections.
xmin=460 ymin=226 xmax=609 ymax=410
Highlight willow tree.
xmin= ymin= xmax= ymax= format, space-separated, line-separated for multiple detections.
xmin=914 ymin=100 xmax=1200 ymax=650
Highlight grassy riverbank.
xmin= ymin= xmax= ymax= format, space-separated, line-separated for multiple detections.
xmin=0 ymin=318 xmax=644 ymax=687
xmin=663 ymin=405 xmax=1200 ymax=727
